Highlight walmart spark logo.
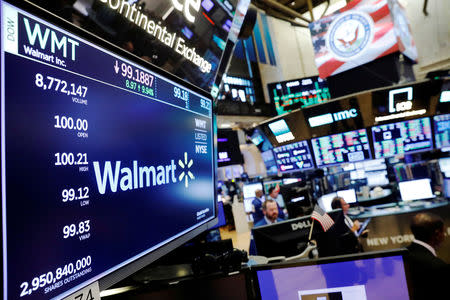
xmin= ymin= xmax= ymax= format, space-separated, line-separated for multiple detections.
xmin=178 ymin=152 xmax=195 ymax=188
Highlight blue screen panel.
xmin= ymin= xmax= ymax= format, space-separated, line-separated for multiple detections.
xmin=311 ymin=129 xmax=371 ymax=167
xmin=371 ymin=117 xmax=433 ymax=158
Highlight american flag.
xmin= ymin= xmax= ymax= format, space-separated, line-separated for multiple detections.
xmin=309 ymin=0 xmax=403 ymax=79
xmin=311 ymin=205 xmax=335 ymax=232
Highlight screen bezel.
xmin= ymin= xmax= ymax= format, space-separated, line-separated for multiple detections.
xmin=251 ymin=249 xmax=413 ymax=300
xmin=1 ymin=0 xmax=219 ymax=296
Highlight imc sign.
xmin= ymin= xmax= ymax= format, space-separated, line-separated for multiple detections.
xmin=375 ymin=86 xmax=427 ymax=122
xmin=308 ymin=108 xmax=359 ymax=128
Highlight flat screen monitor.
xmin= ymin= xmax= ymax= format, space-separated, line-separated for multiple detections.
xmin=311 ymin=129 xmax=372 ymax=167
xmin=268 ymin=76 xmax=331 ymax=116
xmin=273 ymin=140 xmax=315 ymax=173
xmin=444 ymin=178 xmax=450 ymax=198
xmin=261 ymin=150 xmax=278 ymax=176
xmin=250 ymin=128 xmax=273 ymax=152
xmin=254 ymin=251 xmax=411 ymax=300
xmin=217 ymin=129 xmax=244 ymax=167
xmin=1 ymin=1 xmax=217 ymax=299
xmin=252 ymin=215 xmax=323 ymax=257
xmin=268 ymin=119 xmax=295 ymax=144
xmin=399 ymin=179 xmax=435 ymax=201
xmin=282 ymin=178 xmax=302 ymax=185
xmin=366 ymin=171 xmax=390 ymax=186
xmin=371 ymin=117 xmax=433 ymax=158
xmin=439 ymin=157 xmax=450 ymax=177
xmin=263 ymin=180 xmax=283 ymax=195
xmin=337 ymin=189 xmax=357 ymax=204
xmin=210 ymin=201 xmax=227 ymax=230
xmin=243 ymin=182 xmax=263 ymax=199
xmin=434 ymin=114 xmax=450 ymax=148
xmin=318 ymin=193 xmax=338 ymax=212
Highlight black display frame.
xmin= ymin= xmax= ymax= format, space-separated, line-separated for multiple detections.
xmin=1 ymin=0 xmax=219 ymax=297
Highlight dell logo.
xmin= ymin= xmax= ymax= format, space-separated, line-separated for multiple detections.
xmin=291 ymin=220 xmax=312 ymax=231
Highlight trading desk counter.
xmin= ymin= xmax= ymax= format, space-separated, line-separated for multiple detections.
xmin=349 ymin=200 xmax=450 ymax=263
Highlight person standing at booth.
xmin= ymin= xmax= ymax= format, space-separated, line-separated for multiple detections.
xmin=407 ymin=212 xmax=449 ymax=300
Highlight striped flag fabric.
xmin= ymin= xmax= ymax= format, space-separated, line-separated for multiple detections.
xmin=309 ymin=0 xmax=415 ymax=79
xmin=311 ymin=205 xmax=335 ymax=232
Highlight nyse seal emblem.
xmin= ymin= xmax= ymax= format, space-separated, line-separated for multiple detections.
xmin=326 ymin=11 xmax=374 ymax=61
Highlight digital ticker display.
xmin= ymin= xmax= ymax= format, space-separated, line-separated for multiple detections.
xmin=311 ymin=129 xmax=372 ymax=167
xmin=1 ymin=2 xmax=215 ymax=300
xmin=434 ymin=114 xmax=450 ymax=149
xmin=273 ymin=141 xmax=315 ymax=173
xmin=372 ymin=118 xmax=433 ymax=158
xmin=268 ymin=76 xmax=331 ymax=116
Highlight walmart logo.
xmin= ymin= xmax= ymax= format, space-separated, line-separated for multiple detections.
xmin=92 ymin=153 xmax=195 ymax=194
xmin=178 ymin=152 xmax=195 ymax=188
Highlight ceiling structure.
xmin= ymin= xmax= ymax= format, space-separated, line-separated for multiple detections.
xmin=251 ymin=0 xmax=332 ymax=27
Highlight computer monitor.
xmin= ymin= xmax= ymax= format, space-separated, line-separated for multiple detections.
xmin=250 ymin=127 xmax=273 ymax=152
xmin=398 ymin=179 xmax=435 ymax=201
xmin=243 ymin=182 xmax=263 ymax=199
xmin=210 ymin=201 xmax=227 ymax=230
xmin=263 ymin=180 xmax=283 ymax=195
xmin=268 ymin=119 xmax=295 ymax=144
xmin=217 ymin=129 xmax=244 ymax=167
xmin=337 ymin=189 xmax=357 ymax=204
xmin=317 ymin=193 xmax=338 ymax=212
xmin=433 ymin=114 xmax=450 ymax=149
xmin=268 ymin=76 xmax=331 ymax=116
xmin=371 ymin=117 xmax=433 ymax=158
xmin=253 ymin=250 xmax=411 ymax=300
xmin=311 ymin=129 xmax=372 ymax=167
xmin=439 ymin=157 xmax=450 ymax=177
xmin=273 ymin=140 xmax=315 ymax=173
xmin=261 ymin=150 xmax=279 ymax=176
xmin=283 ymin=178 xmax=302 ymax=185
xmin=252 ymin=215 xmax=323 ymax=257
xmin=444 ymin=178 xmax=450 ymax=198
xmin=1 ymin=1 xmax=218 ymax=299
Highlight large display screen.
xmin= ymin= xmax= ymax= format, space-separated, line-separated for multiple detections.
xmin=273 ymin=141 xmax=315 ymax=173
xmin=261 ymin=150 xmax=278 ymax=176
xmin=268 ymin=76 xmax=331 ymax=116
xmin=371 ymin=117 xmax=433 ymax=158
xmin=26 ymin=0 xmax=243 ymax=91
xmin=311 ymin=129 xmax=372 ymax=167
xmin=1 ymin=2 xmax=215 ymax=299
xmin=434 ymin=114 xmax=450 ymax=149
xmin=217 ymin=129 xmax=244 ymax=167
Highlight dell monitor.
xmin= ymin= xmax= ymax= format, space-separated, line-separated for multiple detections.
xmin=252 ymin=215 xmax=323 ymax=258
xmin=318 ymin=190 xmax=357 ymax=212
xmin=371 ymin=117 xmax=433 ymax=158
xmin=398 ymin=179 xmax=435 ymax=202
xmin=1 ymin=1 xmax=217 ymax=299
xmin=254 ymin=250 xmax=411 ymax=300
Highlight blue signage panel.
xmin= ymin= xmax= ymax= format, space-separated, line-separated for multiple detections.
xmin=1 ymin=2 xmax=215 ymax=299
